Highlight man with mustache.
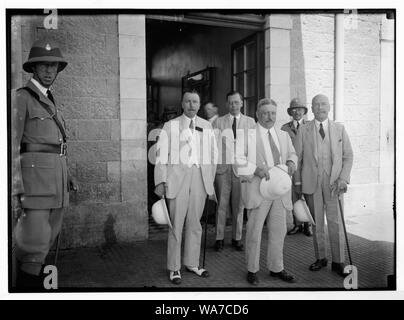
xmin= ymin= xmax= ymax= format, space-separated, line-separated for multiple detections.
xmin=154 ymin=90 xmax=217 ymax=284
xmin=281 ymin=98 xmax=312 ymax=237
xmin=238 ymin=98 xmax=298 ymax=285
xmin=294 ymin=94 xmax=354 ymax=277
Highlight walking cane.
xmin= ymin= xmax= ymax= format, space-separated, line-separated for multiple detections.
xmin=54 ymin=231 xmax=62 ymax=266
xmin=337 ymin=194 xmax=353 ymax=267
xmin=202 ymin=195 xmax=209 ymax=269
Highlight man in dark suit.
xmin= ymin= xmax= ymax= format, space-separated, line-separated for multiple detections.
xmin=281 ymin=98 xmax=312 ymax=236
xmin=213 ymin=92 xmax=255 ymax=252
xmin=294 ymin=94 xmax=354 ymax=277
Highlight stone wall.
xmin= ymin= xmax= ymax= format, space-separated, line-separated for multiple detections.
xmin=290 ymin=13 xmax=385 ymax=185
xmin=12 ymin=13 xmax=148 ymax=248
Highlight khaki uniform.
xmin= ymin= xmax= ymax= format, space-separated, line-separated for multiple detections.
xmin=12 ymin=80 xmax=70 ymax=276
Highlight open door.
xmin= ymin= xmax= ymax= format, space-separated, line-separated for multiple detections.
xmin=231 ymin=32 xmax=265 ymax=118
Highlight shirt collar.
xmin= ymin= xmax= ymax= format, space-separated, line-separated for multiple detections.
xmin=229 ymin=113 xmax=241 ymax=120
xmin=258 ymin=122 xmax=275 ymax=134
xmin=30 ymin=78 xmax=50 ymax=97
xmin=183 ymin=114 xmax=197 ymax=124
xmin=315 ymin=118 xmax=329 ymax=130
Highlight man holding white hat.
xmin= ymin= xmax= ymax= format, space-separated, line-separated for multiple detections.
xmin=238 ymin=98 xmax=298 ymax=285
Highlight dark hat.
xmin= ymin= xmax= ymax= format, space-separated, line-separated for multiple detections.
xmin=23 ymin=39 xmax=68 ymax=73
xmin=287 ymin=98 xmax=308 ymax=116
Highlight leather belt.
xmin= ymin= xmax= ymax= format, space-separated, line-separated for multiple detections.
xmin=20 ymin=143 xmax=67 ymax=156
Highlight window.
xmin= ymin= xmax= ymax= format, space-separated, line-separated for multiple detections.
xmin=231 ymin=33 xmax=264 ymax=118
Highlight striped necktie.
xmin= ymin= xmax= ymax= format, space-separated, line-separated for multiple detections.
xmin=268 ymin=131 xmax=281 ymax=166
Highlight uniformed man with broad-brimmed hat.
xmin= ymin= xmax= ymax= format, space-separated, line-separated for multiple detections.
xmin=11 ymin=39 xmax=78 ymax=290
xmin=281 ymin=98 xmax=312 ymax=237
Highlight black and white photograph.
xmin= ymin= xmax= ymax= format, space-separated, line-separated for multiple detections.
xmin=3 ymin=4 xmax=398 ymax=298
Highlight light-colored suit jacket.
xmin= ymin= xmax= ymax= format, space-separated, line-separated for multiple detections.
xmin=154 ymin=114 xmax=218 ymax=199
xmin=238 ymin=125 xmax=298 ymax=210
xmin=214 ymin=113 xmax=256 ymax=175
xmin=294 ymin=119 xmax=354 ymax=195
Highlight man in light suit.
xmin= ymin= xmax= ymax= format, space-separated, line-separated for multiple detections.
xmin=294 ymin=94 xmax=353 ymax=277
xmin=281 ymin=98 xmax=312 ymax=236
xmin=238 ymin=98 xmax=298 ymax=285
xmin=213 ymin=91 xmax=256 ymax=252
xmin=154 ymin=90 xmax=217 ymax=284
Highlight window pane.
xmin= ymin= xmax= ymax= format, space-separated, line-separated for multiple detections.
xmin=245 ymin=71 xmax=256 ymax=98
xmin=233 ymin=74 xmax=244 ymax=96
xmin=245 ymin=42 xmax=256 ymax=70
xmin=234 ymin=47 xmax=244 ymax=73
xmin=244 ymin=97 xmax=256 ymax=118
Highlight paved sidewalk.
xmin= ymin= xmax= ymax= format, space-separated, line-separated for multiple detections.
xmin=52 ymin=219 xmax=394 ymax=290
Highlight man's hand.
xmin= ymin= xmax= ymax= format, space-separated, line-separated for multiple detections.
xmin=286 ymin=160 xmax=296 ymax=176
xmin=240 ymin=174 xmax=254 ymax=183
xmin=12 ymin=195 xmax=23 ymax=220
xmin=154 ymin=183 xmax=166 ymax=198
xmin=337 ymin=179 xmax=348 ymax=194
xmin=69 ymin=176 xmax=79 ymax=192
xmin=255 ymin=167 xmax=270 ymax=180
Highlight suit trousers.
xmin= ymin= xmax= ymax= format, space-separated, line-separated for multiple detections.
xmin=214 ymin=168 xmax=244 ymax=241
xmin=167 ymin=165 xmax=207 ymax=271
xmin=246 ymin=199 xmax=286 ymax=273
xmin=304 ymin=171 xmax=345 ymax=263
xmin=15 ymin=208 xmax=64 ymax=275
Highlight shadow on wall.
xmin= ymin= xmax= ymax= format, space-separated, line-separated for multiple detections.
xmin=290 ymin=14 xmax=307 ymax=111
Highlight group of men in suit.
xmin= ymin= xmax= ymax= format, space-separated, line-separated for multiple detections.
xmin=155 ymin=89 xmax=353 ymax=285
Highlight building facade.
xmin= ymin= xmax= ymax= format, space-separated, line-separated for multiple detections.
xmin=10 ymin=12 xmax=395 ymax=248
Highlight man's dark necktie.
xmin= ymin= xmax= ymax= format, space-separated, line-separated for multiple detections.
xmin=47 ymin=90 xmax=55 ymax=105
xmin=296 ymin=122 xmax=300 ymax=130
xmin=268 ymin=131 xmax=281 ymax=166
xmin=319 ymin=123 xmax=325 ymax=140
xmin=232 ymin=116 xmax=237 ymax=139
xmin=189 ymin=119 xmax=194 ymax=130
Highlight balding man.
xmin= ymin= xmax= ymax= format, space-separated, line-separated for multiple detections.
xmin=294 ymin=94 xmax=353 ymax=277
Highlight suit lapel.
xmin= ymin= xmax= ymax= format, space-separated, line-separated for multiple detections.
xmin=256 ymin=127 xmax=267 ymax=167
xmin=328 ymin=119 xmax=336 ymax=161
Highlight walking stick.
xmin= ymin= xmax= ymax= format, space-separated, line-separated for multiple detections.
xmin=54 ymin=231 xmax=62 ymax=266
xmin=337 ymin=195 xmax=353 ymax=267
xmin=202 ymin=195 xmax=209 ymax=268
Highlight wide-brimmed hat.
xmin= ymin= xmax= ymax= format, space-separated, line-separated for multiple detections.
xmin=23 ymin=39 xmax=68 ymax=73
xmin=152 ymin=198 xmax=172 ymax=228
xmin=259 ymin=164 xmax=292 ymax=200
xmin=287 ymin=98 xmax=308 ymax=116
xmin=293 ymin=199 xmax=315 ymax=225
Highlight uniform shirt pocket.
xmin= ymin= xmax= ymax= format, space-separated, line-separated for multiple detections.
xmin=25 ymin=104 xmax=57 ymax=139
xmin=20 ymin=153 xmax=57 ymax=196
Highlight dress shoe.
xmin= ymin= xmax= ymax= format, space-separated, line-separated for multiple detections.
xmin=231 ymin=239 xmax=244 ymax=251
xmin=331 ymin=262 xmax=351 ymax=277
xmin=287 ymin=225 xmax=302 ymax=235
xmin=303 ymin=223 xmax=313 ymax=237
xmin=247 ymin=272 xmax=259 ymax=285
xmin=15 ymin=269 xmax=44 ymax=292
xmin=270 ymin=270 xmax=296 ymax=283
xmin=309 ymin=258 xmax=328 ymax=271
xmin=169 ymin=270 xmax=182 ymax=285
xmin=214 ymin=240 xmax=224 ymax=252
xmin=186 ymin=266 xmax=209 ymax=278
